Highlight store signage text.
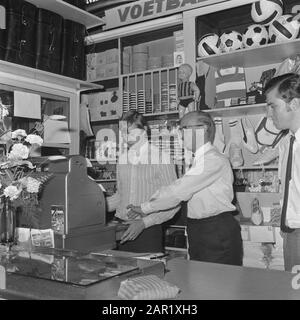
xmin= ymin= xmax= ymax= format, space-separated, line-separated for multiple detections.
xmin=0 ymin=5 xmax=5 ymax=30
xmin=105 ymin=0 xmax=226 ymax=29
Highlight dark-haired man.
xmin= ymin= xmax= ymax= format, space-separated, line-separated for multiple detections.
xmin=265 ymin=73 xmax=300 ymax=271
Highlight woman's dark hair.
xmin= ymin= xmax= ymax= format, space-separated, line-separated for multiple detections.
xmin=264 ymin=73 xmax=300 ymax=102
xmin=120 ymin=111 xmax=150 ymax=137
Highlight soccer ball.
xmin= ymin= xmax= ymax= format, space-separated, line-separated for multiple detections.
xmin=269 ymin=14 xmax=300 ymax=43
xmin=220 ymin=31 xmax=243 ymax=53
xmin=243 ymin=24 xmax=269 ymax=48
xmin=197 ymin=33 xmax=221 ymax=57
xmin=251 ymin=0 xmax=283 ymax=26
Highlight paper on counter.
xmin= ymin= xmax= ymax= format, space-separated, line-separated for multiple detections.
xmin=14 ymin=90 xmax=41 ymax=119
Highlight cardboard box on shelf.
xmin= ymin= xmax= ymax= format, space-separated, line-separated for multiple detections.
xmin=86 ymin=53 xmax=96 ymax=69
xmin=96 ymin=52 xmax=106 ymax=66
xmin=248 ymin=225 xmax=275 ymax=243
xmin=105 ymin=63 xmax=119 ymax=78
xmin=106 ymin=48 xmax=119 ymax=64
xmin=87 ymin=68 xmax=96 ymax=81
xmin=95 ymin=65 xmax=106 ymax=79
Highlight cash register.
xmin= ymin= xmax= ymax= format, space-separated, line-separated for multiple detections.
xmin=25 ymin=155 xmax=116 ymax=252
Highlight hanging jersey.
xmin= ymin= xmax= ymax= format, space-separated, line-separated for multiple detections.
xmin=215 ymin=67 xmax=246 ymax=108
xmin=178 ymin=81 xmax=194 ymax=99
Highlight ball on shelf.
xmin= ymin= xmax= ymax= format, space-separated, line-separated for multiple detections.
xmin=269 ymin=14 xmax=300 ymax=43
xmin=251 ymin=0 xmax=283 ymax=26
xmin=197 ymin=33 xmax=221 ymax=57
xmin=243 ymin=24 xmax=269 ymax=48
xmin=220 ymin=31 xmax=243 ymax=53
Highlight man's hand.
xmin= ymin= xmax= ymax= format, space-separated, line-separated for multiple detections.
xmin=127 ymin=204 xmax=147 ymax=219
xmin=120 ymin=220 xmax=146 ymax=244
xmin=293 ymin=13 xmax=300 ymax=22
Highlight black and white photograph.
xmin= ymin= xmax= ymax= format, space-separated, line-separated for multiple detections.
xmin=0 ymin=0 xmax=300 ymax=306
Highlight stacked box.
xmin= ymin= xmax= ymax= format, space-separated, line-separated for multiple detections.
xmin=174 ymin=30 xmax=184 ymax=52
xmin=106 ymin=63 xmax=119 ymax=78
xmin=106 ymin=48 xmax=119 ymax=64
xmin=86 ymin=53 xmax=97 ymax=81
xmin=96 ymin=51 xmax=106 ymax=65
xmin=162 ymin=54 xmax=173 ymax=68
xmin=123 ymin=46 xmax=132 ymax=74
xmin=148 ymin=56 xmax=162 ymax=70
xmin=132 ymin=44 xmax=148 ymax=72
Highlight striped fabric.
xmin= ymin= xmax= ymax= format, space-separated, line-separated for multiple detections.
xmin=215 ymin=67 xmax=246 ymax=107
xmin=118 ymin=275 xmax=180 ymax=300
xmin=106 ymin=141 xmax=179 ymax=228
xmin=178 ymin=81 xmax=194 ymax=99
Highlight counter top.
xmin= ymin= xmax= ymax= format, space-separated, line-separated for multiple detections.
xmin=165 ymin=258 xmax=300 ymax=300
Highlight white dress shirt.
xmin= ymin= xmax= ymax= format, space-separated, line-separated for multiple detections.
xmin=141 ymin=142 xmax=236 ymax=219
xmin=106 ymin=140 xmax=180 ymax=228
xmin=279 ymin=128 xmax=300 ymax=228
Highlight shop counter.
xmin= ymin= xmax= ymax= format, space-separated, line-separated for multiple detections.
xmin=165 ymin=258 xmax=300 ymax=300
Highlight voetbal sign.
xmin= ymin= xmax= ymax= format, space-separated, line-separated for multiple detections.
xmin=0 ymin=5 xmax=5 ymax=29
xmin=105 ymin=0 xmax=226 ymax=29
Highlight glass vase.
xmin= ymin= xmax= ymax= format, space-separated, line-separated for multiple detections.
xmin=0 ymin=197 xmax=16 ymax=246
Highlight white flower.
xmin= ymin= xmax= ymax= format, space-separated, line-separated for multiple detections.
xmin=25 ymin=134 xmax=43 ymax=146
xmin=8 ymin=143 xmax=30 ymax=160
xmin=4 ymin=185 xmax=21 ymax=200
xmin=0 ymin=106 xmax=9 ymax=118
xmin=12 ymin=129 xmax=27 ymax=139
xmin=25 ymin=177 xmax=41 ymax=193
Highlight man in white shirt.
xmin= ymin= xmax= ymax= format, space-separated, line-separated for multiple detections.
xmin=265 ymin=73 xmax=300 ymax=271
xmin=127 ymin=111 xmax=243 ymax=265
xmin=106 ymin=111 xmax=179 ymax=253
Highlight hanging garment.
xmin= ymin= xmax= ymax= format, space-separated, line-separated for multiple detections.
xmin=215 ymin=67 xmax=247 ymax=108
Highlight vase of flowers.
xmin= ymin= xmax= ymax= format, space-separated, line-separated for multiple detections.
xmin=0 ymin=127 xmax=50 ymax=246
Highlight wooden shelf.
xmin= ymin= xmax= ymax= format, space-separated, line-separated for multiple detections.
xmin=91 ymin=115 xmax=120 ymax=123
xmin=233 ymin=165 xmax=278 ymax=170
xmin=26 ymin=0 xmax=104 ymax=29
xmin=95 ymin=179 xmax=116 ymax=182
xmin=197 ymin=39 xmax=300 ymax=68
xmin=0 ymin=60 xmax=103 ymax=91
xmin=144 ymin=111 xmax=179 ymax=117
xmin=165 ymin=247 xmax=187 ymax=252
xmin=42 ymin=143 xmax=70 ymax=149
xmin=203 ymin=104 xmax=267 ymax=117
xmin=121 ymin=66 xmax=178 ymax=77
xmin=92 ymin=76 xmax=119 ymax=82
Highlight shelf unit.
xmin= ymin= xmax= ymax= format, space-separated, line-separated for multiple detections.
xmin=26 ymin=0 xmax=105 ymax=29
xmin=0 ymin=60 xmax=103 ymax=92
xmin=197 ymin=39 xmax=300 ymax=68
xmin=121 ymin=67 xmax=178 ymax=115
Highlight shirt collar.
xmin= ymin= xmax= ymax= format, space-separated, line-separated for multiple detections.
xmin=294 ymin=128 xmax=300 ymax=142
xmin=194 ymin=142 xmax=213 ymax=160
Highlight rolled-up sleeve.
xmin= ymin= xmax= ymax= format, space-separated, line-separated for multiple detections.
xmin=141 ymin=157 xmax=224 ymax=215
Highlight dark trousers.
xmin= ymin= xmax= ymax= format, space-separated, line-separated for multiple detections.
xmin=117 ymin=224 xmax=163 ymax=253
xmin=187 ymin=212 xmax=243 ymax=266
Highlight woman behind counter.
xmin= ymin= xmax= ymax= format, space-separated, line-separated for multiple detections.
xmin=106 ymin=111 xmax=180 ymax=253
